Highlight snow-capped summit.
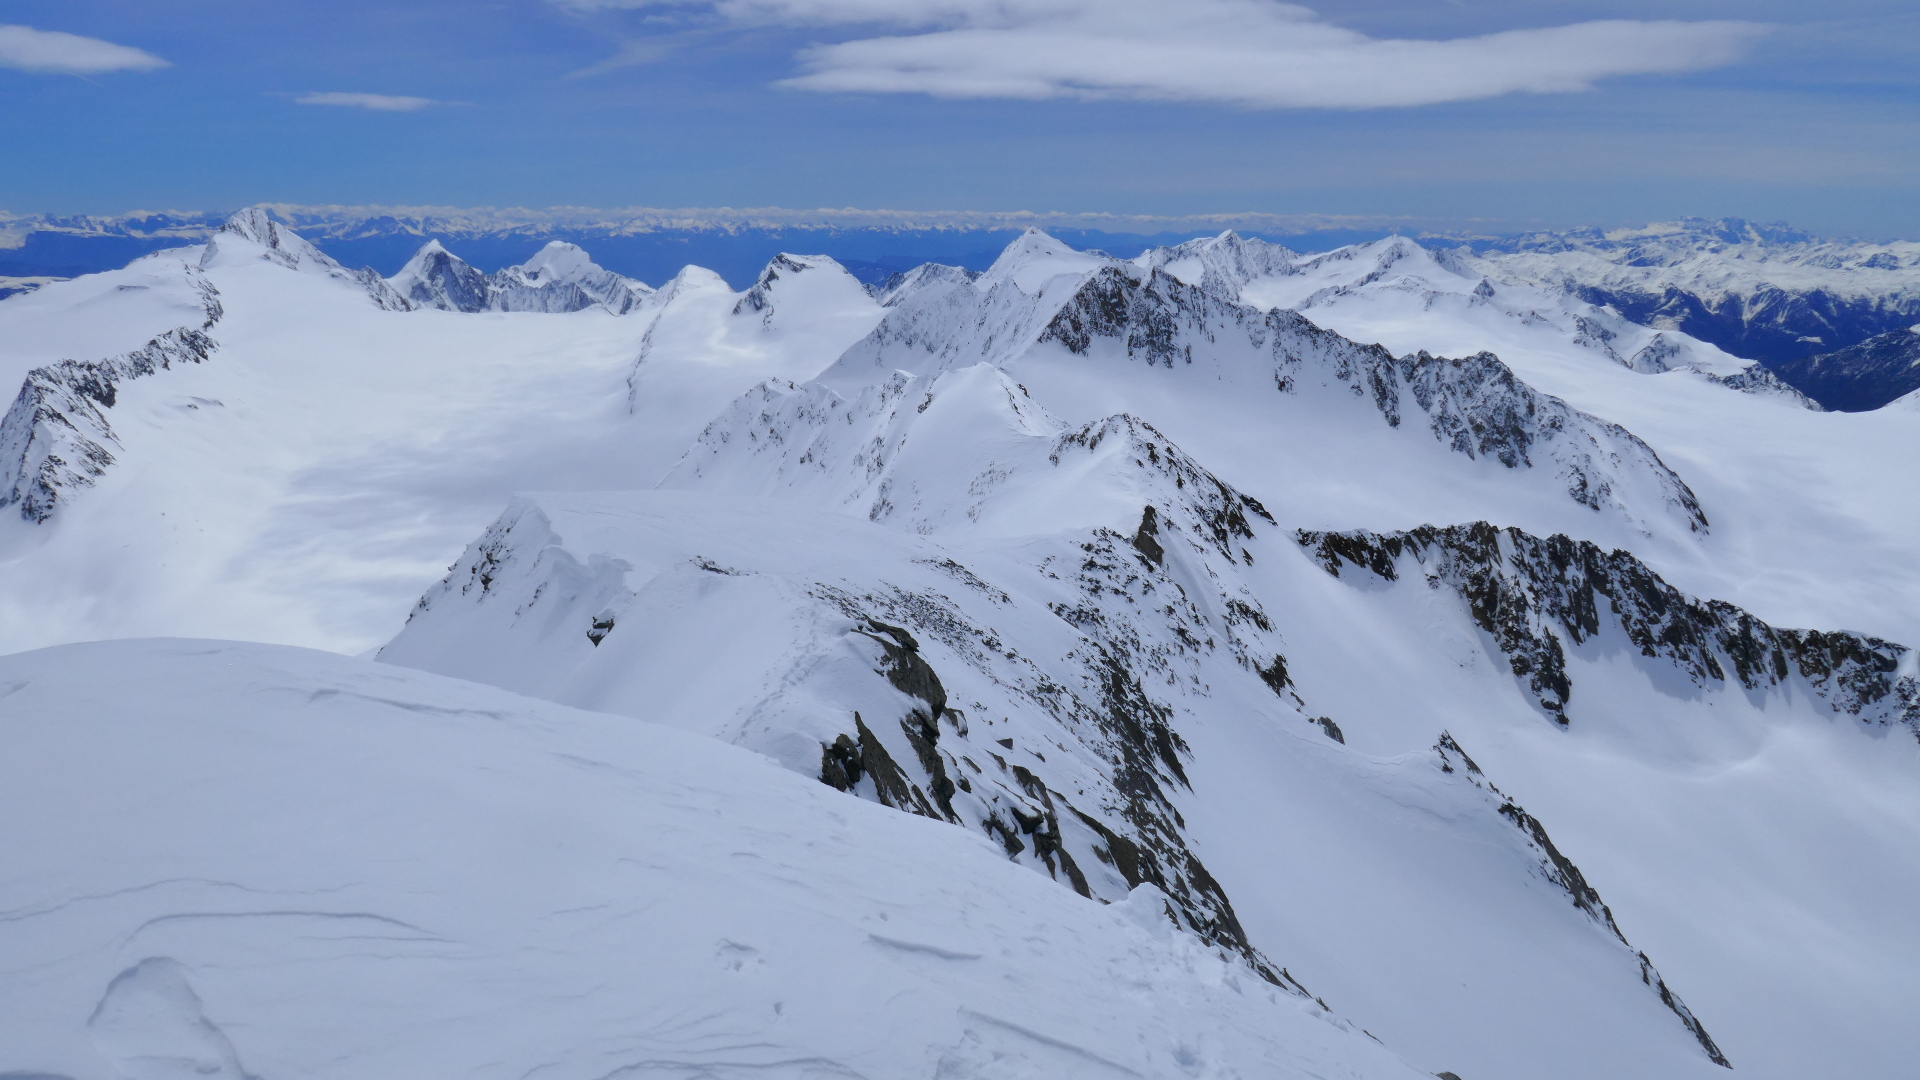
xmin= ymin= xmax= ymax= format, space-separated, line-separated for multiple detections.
xmin=390 ymin=239 xmax=491 ymax=312
xmin=201 ymin=206 xmax=409 ymax=309
xmin=1136 ymin=231 xmax=1816 ymax=407
xmin=6 ymin=221 xmax=1920 ymax=1080
xmin=731 ymin=253 xmax=872 ymax=325
xmin=388 ymin=238 xmax=652 ymax=314
xmin=980 ymin=226 xmax=1116 ymax=293
xmin=1135 ymin=229 xmax=1302 ymax=294
xmin=493 ymin=241 xmax=652 ymax=314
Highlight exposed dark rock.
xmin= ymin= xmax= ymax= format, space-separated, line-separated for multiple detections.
xmin=586 ymin=614 xmax=615 ymax=646
xmin=1434 ymin=732 xmax=1731 ymax=1068
xmin=1309 ymin=716 xmax=1345 ymax=744
xmin=1256 ymin=655 xmax=1291 ymax=695
xmin=1037 ymin=263 xmax=1706 ymax=531
xmin=1301 ymin=523 xmax=1920 ymax=733
xmin=853 ymin=618 xmax=949 ymax=719
xmin=1131 ymin=505 xmax=1165 ymax=567
xmin=1 ymin=272 xmax=223 ymax=523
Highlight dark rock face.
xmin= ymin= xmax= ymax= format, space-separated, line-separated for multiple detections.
xmin=1037 ymin=265 xmax=1707 ymax=532
xmin=1572 ymin=282 xmax=1920 ymax=369
xmin=402 ymin=247 xmax=492 ymax=313
xmin=1434 ymin=733 xmax=1730 ymax=1068
xmin=790 ymin=437 xmax=1308 ymax=995
xmin=1298 ymin=523 xmax=1920 ymax=733
xmin=1768 ymin=328 xmax=1920 ymax=412
xmin=0 ymin=273 xmax=223 ymax=523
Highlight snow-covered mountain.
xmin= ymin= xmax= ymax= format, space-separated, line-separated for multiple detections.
xmin=1769 ymin=324 xmax=1920 ymax=411
xmin=390 ymin=238 xmax=652 ymax=313
xmin=1464 ymin=218 xmax=1920 ymax=375
xmin=4 ymin=206 xmax=1920 ymax=1080
xmin=1140 ymin=230 xmax=1814 ymax=406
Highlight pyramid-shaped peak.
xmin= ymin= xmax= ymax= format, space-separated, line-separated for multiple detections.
xmin=219 ymin=205 xmax=283 ymax=244
xmin=202 ymin=205 xmax=340 ymax=273
xmin=512 ymin=241 xmax=601 ymax=283
xmin=395 ymin=239 xmax=474 ymax=277
xmin=983 ymin=228 xmax=1114 ymax=293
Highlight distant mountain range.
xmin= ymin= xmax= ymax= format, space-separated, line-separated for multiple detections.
xmin=5 ymin=208 xmax=1920 ymax=1080
xmin=4 ymin=208 xmax=1917 ymax=409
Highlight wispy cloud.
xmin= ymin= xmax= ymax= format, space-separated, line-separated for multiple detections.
xmin=0 ymin=24 xmax=169 ymax=74
xmin=295 ymin=92 xmax=440 ymax=112
xmin=564 ymin=1 xmax=1770 ymax=109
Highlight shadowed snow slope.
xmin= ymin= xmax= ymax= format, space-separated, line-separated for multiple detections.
xmin=1127 ymin=230 xmax=1920 ymax=648
xmin=6 ymin=223 xmax=1920 ymax=1080
xmin=0 ymin=215 xmax=882 ymax=654
xmin=0 ymin=637 xmax=1430 ymax=1080
xmin=383 ymin=475 xmax=1740 ymax=1079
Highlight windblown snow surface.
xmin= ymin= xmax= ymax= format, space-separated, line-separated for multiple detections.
xmin=3 ymin=210 xmax=1919 ymax=1080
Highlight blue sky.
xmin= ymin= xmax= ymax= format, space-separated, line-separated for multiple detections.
xmin=3 ymin=1 xmax=1918 ymax=236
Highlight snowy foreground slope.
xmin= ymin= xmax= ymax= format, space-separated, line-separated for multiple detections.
xmin=0 ymin=638 xmax=1429 ymax=1080
xmin=5 ymin=209 xmax=1920 ymax=1079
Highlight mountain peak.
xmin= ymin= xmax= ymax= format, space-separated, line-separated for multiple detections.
xmin=510 ymin=241 xmax=601 ymax=285
xmin=202 ymin=205 xmax=342 ymax=274
xmin=983 ymin=229 xmax=1115 ymax=294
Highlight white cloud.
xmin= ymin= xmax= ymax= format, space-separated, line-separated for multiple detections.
xmin=295 ymin=92 xmax=439 ymax=112
xmin=0 ymin=24 xmax=169 ymax=74
xmin=566 ymin=1 xmax=1770 ymax=109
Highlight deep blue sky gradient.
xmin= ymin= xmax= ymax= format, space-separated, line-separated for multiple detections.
xmin=4 ymin=1 xmax=1918 ymax=236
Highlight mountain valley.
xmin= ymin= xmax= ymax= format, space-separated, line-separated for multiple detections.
xmin=3 ymin=207 xmax=1918 ymax=1080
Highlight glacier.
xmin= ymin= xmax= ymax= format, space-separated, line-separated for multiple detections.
xmin=2 ymin=206 xmax=1919 ymax=1080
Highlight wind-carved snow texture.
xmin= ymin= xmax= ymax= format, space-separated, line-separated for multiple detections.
xmin=1036 ymin=262 xmax=1710 ymax=533
xmin=0 ymin=269 xmax=222 ymax=522
xmin=1430 ymin=733 xmax=1732 ymax=1068
xmin=88 ymin=957 xmax=250 ymax=1080
xmin=389 ymin=239 xmax=652 ymax=314
xmin=1298 ymin=522 xmax=1920 ymax=733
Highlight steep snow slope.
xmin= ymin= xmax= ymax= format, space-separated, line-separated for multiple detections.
xmin=0 ymin=212 xmax=883 ymax=654
xmin=1136 ymin=231 xmax=1920 ymax=647
xmin=826 ymin=231 xmax=1711 ymax=555
xmin=7 ymin=219 xmax=1920 ymax=1080
xmin=0 ymin=637 xmax=1430 ymax=1080
xmin=380 ymin=235 xmax=1920 ymax=1078
xmin=381 ymin=485 xmax=1733 ymax=1080
xmin=1276 ymin=523 xmax=1920 ymax=1080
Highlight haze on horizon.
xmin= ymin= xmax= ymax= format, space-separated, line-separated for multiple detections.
xmin=2 ymin=1 xmax=1918 ymax=238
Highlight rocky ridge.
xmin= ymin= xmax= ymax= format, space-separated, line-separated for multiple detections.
xmin=389 ymin=239 xmax=651 ymax=314
xmin=1038 ymin=261 xmax=1711 ymax=533
xmin=1297 ymin=522 xmax=1920 ymax=732
xmin=0 ymin=270 xmax=223 ymax=523
xmin=1431 ymin=732 xmax=1731 ymax=1067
